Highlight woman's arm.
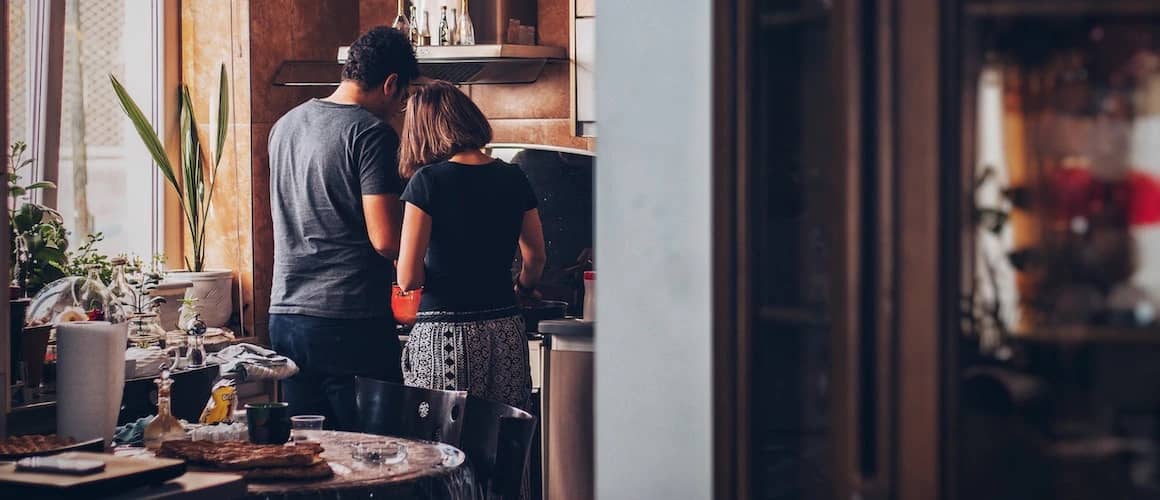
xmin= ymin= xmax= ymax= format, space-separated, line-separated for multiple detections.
xmin=516 ymin=208 xmax=547 ymax=290
xmin=397 ymin=202 xmax=432 ymax=291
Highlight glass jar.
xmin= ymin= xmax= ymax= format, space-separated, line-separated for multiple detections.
xmin=107 ymin=257 xmax=134 ymax=323
xmin=75 ymin=266 xmax=113 ymax=322
xmin=127 ymin=312 xmax=166 ymax=348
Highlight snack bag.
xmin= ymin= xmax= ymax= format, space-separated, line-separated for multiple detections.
xmin=199 ymin=379 xmax=238 ymax=424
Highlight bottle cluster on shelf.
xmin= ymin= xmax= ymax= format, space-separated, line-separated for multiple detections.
xmin=393 ymin=0 xmax=475 ymax=47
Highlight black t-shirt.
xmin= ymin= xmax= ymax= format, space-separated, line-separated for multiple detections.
xmin=401 ymin=160 xmax=538 ymax=312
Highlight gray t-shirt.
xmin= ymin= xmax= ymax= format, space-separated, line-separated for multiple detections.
xmin=268 ymin=99 xmax=402 ymax=319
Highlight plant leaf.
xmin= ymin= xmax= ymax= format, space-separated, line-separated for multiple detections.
xmin=9 ymin=186 xmax=25 ymax=198
xmin=109 ymin=74 xmax=182 ymax=196
xmin=214 ymin=64 xmax=229 ymax=167
xmin=24 ymin=181 xmax=56 ymax=191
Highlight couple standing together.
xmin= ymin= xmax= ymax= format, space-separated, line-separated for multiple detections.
xmin=267 ymin=26 xmax=546 ymax=430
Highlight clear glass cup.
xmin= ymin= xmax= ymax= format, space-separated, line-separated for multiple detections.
xmin=290 ymin=415 xmax=325 ymax=443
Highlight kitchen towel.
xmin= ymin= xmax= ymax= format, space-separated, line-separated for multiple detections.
xmin=207 ymin=343 xmax=298 ymax=382
xmin=56 ymin=321 xmax=128 ymax=448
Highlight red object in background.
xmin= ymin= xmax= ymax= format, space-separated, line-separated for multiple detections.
xmin=1128 ymin=170 xmax=1160 ymax=226
xmin=1049 ymin=167 xmax=1096 ymax=221
xmin=391 ymin=284 xmax=421 ymax=327
xmin=86 ymin=309 xmax=104 ymax=321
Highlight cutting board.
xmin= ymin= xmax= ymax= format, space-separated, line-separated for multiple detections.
xmin=0 ymin=452 xmax=187 ymax=498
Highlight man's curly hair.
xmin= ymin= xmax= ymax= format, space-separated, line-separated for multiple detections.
xmin=342 ymin=27 xmax=420 ymax=90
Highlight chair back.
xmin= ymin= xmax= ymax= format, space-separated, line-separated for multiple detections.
xmin=460 ymin=395 xmax=538 ymax=500
xmin=356 ymin=377 xmax=467 ymax=445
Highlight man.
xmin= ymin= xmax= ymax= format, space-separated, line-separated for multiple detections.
xmin=267 ymin=27 xmax=418 ymax=430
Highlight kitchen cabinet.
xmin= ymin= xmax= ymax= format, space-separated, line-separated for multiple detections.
xmin=573 ymin=0 xmax=594 ymax=137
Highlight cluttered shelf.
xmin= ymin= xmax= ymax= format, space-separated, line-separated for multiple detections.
xmin=965 ymin=0 xmax=1160 ymax=17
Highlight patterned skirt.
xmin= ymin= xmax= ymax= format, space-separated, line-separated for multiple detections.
xmin=401 ymin=307 xmax=532 ymax=411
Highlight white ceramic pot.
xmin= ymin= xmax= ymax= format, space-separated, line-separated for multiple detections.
xmin=148 ymin=279 xmax=193 ymax=331
xmin=168 ymin=269 xmax=233 ymax=328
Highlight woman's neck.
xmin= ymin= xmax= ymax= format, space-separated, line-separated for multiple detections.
xmin=449 ymin=150 xmax=494 ymax=165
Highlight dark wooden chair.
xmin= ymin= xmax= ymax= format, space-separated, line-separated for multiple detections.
xmin=118 ymin=363 xmax=219 ymax=425
xmin=460 ymin=395 xmax=539 ymax=500
xmin=355 ymin=377 xmax=467 ymax=445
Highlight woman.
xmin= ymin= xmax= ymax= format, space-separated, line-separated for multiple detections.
xmin=396 ymin=81 xmax=546 ymax=411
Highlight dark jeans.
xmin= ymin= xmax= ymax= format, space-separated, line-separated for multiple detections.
xmin=269 ymin=314 xmax=402 ymax=431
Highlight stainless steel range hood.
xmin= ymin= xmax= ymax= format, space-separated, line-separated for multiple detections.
xmin=273 ymin=44 xmax=567 ymax=86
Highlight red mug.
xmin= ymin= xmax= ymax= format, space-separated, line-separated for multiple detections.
xmin=391 ymin=284 xmax=421 ymax=327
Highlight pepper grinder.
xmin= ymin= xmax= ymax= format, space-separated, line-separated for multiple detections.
xmin=184 ymin=315 xmax=208 ymax=368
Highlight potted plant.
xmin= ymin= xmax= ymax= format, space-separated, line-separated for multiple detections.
xmin=7 ymin=141 xmax=61 ymax=395
xmin=110 ymin=65 xmax=233 ymax=327
xmin=8 ymin=141 xmax=67 ymax=298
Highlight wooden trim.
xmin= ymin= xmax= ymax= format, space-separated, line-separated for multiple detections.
xmin=2 ymin=0 xmax=12 ymax=418
xmin=833 ymin=0 xmax=866 ymax=497
xmin=711 ymin=0 xmax=743 ymax=495
xmin=26 ymin=0 xmax=64 ymax=208
xmin=163 ymin=0 xmax=183 ymax=268
xmin=569 ymin=0 xmax=578 ymax=137
xmin=895 ymin=0 xmax=942 ymax=498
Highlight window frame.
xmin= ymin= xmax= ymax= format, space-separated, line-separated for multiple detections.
xmin=15 ymin=0 xmax=175 ymax=259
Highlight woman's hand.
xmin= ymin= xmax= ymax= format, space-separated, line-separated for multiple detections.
xmin=514 ymin=280 xmax=541 ymax=307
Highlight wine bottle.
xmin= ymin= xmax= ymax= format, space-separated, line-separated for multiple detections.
xmin=438 ymin=6 xmax=450 ymax=46
xmin=392 ymin=0 xmax=411 ymax=37
xmin=457 ymin=0 xmax=475 ymax=45
xmin=420 ymin=10 xmax=432 ymax=46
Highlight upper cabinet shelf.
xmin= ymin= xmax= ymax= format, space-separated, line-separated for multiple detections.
xmin=273 ymin=44 xmax=567 ymax=86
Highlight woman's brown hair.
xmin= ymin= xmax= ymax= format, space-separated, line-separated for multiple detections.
xmin=398 ymin=80 xmax=493 ymax=179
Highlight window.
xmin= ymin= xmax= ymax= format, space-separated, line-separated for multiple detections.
xmin=8 ymin=0 xmax=167 ymax=260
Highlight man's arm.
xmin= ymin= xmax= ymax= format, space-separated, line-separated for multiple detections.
xmin=363 ymin=193 xmax=403 ymax=259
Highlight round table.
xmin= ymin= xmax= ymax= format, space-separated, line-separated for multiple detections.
xmin=245 ymin=430 xmax=473 ymax=500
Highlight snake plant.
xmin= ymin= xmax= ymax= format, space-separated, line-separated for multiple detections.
xmin=109 ymin=64 xmax=229 ymax=272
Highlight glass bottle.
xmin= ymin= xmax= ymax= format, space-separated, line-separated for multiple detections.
xmin=420 ymin=10 xmax=432 ymax=46
xmin=438 ymin=6 xmax=450 ymax=46
xmin=128 ymin=312 xmax=167 ymax=349
xmin=108 ymin=257 xmax=134 ymax=323
xmin=457 ymin=0 xmax=475 ymax=46
xmin=77 ymin=265 xmax=112 ymax=322
xmin=409 ymin=5 xmax=420 ymax=45
xmin=449 ymin=8 xmax=458 ymax=45
xmin=392 ymin=0 xmax=411 ymax=37
xmin=144 ymin=368 xmax=187 ymax=450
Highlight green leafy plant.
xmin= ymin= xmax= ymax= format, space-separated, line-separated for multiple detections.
xmin=66 ymin=232 xmax=113 ymax=284
xmin=8 ymin=142 xmax=66 ymax=295
xmin=109 ymin=64 xmax=230 ymax=272
xmin=8 ymin=142 xmax=56 ymax=201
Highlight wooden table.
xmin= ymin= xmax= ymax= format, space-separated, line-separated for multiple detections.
xmin=244 ymin=430 xmax=472 ymax=499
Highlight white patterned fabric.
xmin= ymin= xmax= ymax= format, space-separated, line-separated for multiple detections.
xmin=401 ymin=310 xmax=531 ymax=411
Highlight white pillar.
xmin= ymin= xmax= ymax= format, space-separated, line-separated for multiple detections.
xmin=594 ymin=0 xmax=712 ymax=498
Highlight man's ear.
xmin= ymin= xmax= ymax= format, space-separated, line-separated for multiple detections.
xmin=383 ymin=74 xmax=400 ymax=98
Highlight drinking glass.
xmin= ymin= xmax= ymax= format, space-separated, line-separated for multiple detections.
xmin=290 ymin=415 xmax=325 ymax=443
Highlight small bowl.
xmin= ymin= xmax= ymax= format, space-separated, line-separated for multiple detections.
xmin=352 ymin=440 xmax=407 ymax=465
xmin=391 ymin=284 xmax=421 ymax=327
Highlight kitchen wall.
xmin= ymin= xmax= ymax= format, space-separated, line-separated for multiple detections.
xmin=181 ymin=0 xmax=257 ymax=335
